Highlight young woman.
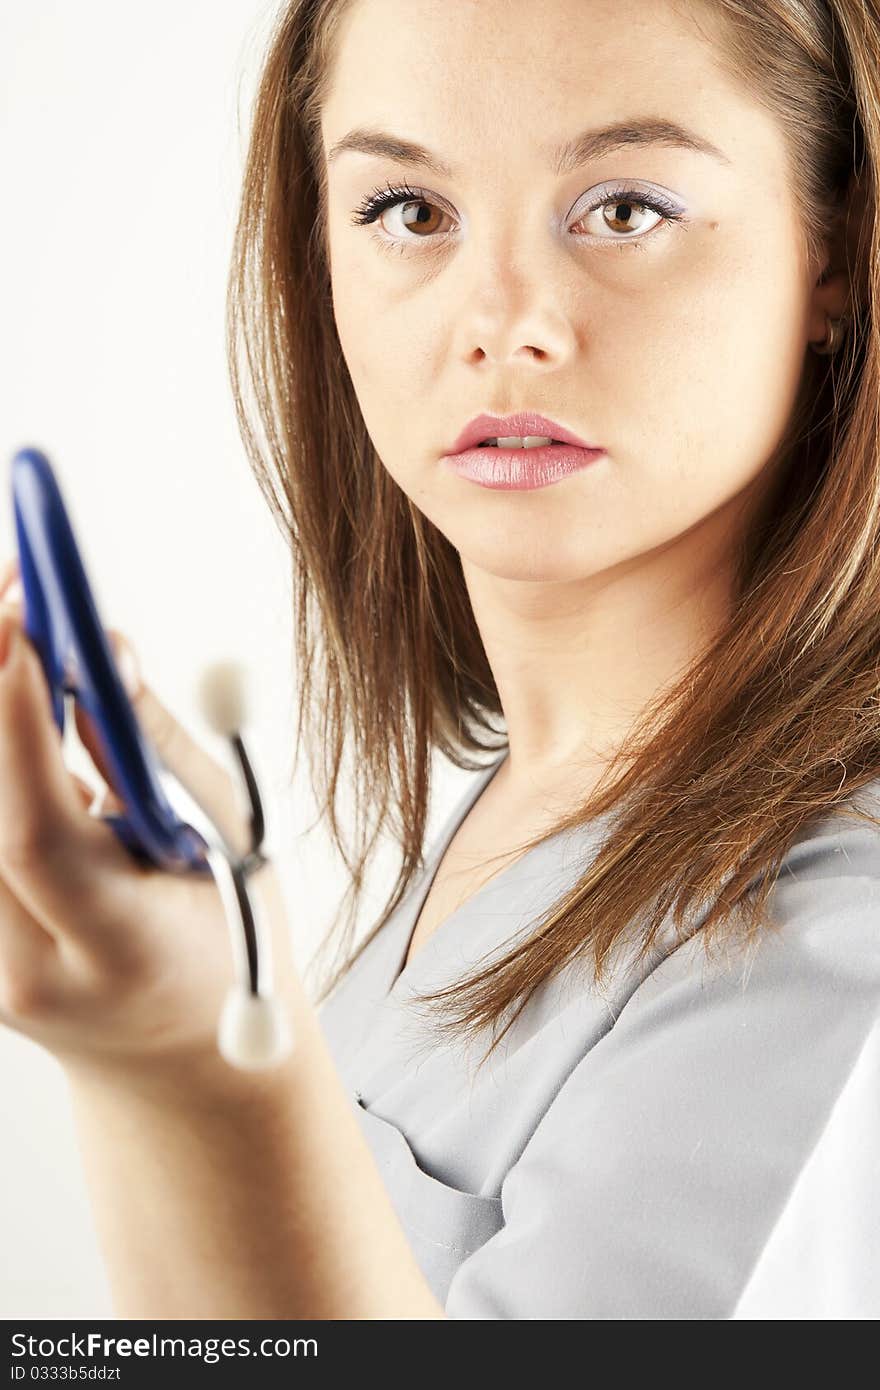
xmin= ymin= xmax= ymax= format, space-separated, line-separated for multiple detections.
xmin=0 ymin=0 xmax=877 ymax=1318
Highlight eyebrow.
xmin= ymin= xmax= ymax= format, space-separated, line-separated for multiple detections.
xmin=327 ymin=116 xmax=733 ymax=178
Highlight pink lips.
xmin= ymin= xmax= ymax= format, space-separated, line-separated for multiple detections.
xmin=442 ymin=412 xmax=605 ymax=491
xmin=444 ymin=443 xmax=604 ymax=490
xmin=447 ymin=411 xmax=599 ymax=454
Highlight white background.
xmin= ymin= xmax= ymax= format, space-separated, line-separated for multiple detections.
xmin=0 ymin=0 xmax=467 ymax=1318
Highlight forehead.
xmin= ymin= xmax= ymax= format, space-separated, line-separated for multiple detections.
xmin=320 ymin=0 xmax=749 ymax=169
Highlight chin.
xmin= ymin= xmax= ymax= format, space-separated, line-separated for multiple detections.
xmin=458 ymin=535 xmax=607 ymax=585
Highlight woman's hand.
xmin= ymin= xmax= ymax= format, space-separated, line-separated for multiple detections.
xmin=0 ymin=559 xmax=297 ymax=1080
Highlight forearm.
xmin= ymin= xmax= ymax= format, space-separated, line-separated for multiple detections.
xmin=62 ymin=982 xmax=446 ymax=1321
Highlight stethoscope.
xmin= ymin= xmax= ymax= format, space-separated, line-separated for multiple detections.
xmin=9 ymin=446 xmax=293 ymax=1071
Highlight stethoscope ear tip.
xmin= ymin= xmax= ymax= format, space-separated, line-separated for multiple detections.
xmin=195 ymin=660 xmax=249 ymax=739
xmin=216 ymin=987 xmax=295 ymax=1071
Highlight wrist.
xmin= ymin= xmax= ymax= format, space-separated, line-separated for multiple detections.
xmin=61 ymin=982 xmax=315 ymax=1108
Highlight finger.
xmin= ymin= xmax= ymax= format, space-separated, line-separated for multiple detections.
xmin=0 ymin=598 xmax=133 ymax=826
xmin=0 ymin=596 xmax=124 ymax=824
xmin=0 ymin=772 xmax=114 ymax=1023
xmin=0 ymin=612 xmax=87 ymax=835
xmin=0 ymin=611 xmax=133 ymax=949
xmin=0 ymin=602 xmax=121 ymax=819
xmin=69 ymin=770 xmax=124 ymax=819
xmin=0 ymin=557 xmax=20 ymax=601
xmin=85 ymin=781 xmax=125 ymax=819
xmin=70 ymin=770 xmax=97 ymax=812
xmin=75 ymin=630 xmax=254 ymax=859
xmin=0 ymin=604 xmax=118 ymax=830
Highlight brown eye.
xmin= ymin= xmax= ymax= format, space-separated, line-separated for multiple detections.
xmin=569 ymin=198 xmax=663 ymax=239
xmin=349 ymin=184 xmax=454 ymax=244
xmin=568 ymin=184 xmax=686 ymax=246
xmin=350 ymin=179 xmax=686 ymax=255
xmin=383 ymin=198 xmax=449 ymax=237
xmin=600 ymin=199 xmax=660 ymax=235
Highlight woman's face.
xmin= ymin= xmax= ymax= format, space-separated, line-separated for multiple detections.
xmin=320 ymin=0 xmax=827 ymax=588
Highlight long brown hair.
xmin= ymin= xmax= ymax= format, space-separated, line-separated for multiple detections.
xmin=226 ymin=0 xmax=880 ymax=1069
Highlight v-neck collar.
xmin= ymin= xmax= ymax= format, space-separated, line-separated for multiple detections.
xmin=380 ymin=749 xmax=619 ymax=1003
xmin=312 ymin=750 xmax=626 ymax=1095
xmin=382 ymin=750 xmax=510 ymax=1000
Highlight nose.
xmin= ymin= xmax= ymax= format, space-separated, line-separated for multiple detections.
xmin=464 ymin=310 xmax=577 ymax=369
xmin=458 ymin=244 xmax=580 ymax=367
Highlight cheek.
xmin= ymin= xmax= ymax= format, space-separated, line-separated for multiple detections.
xmin=332 ymin=294 xmax=400 ymax=461
xmin=605 ymin=251 xmax=809 ymax=503
xmin=330 ymin=266 xmax=438 ymax=482
xmin=331 ymin=266 xmax=412 ymax=393
xmin=330 ymin=266 xmax=372 ymax=383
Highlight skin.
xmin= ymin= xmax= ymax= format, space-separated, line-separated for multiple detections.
xmin=0 ymin=573 xmax=445 ymax=1317
xmin=0 ymin=0 xmax=857 ymax=1319
xmin=322 ymin=0 xmax=852 ymax=807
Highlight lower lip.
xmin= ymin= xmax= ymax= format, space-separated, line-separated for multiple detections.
xmin=442 ymin=444 xmax=605 ymax=490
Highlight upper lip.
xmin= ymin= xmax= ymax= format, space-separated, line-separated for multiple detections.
xmin=446 ymin=412 xmax=600 ymax=454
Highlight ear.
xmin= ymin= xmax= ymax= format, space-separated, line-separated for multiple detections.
xmin=808 ymin=168 xmax=870 ymax=346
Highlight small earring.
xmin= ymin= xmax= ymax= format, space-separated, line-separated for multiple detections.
xmin=811 ymin=313 xmax=851 ymax=356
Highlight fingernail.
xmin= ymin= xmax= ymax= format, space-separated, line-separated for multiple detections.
xmin=1 ymin=577 xmax=23 ymax=605
xmin=110 ymin=633 xmax=142 ymax=698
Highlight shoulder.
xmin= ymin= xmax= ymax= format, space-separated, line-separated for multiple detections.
xmin=776 ymin=773 xmax=880 ymax=884
xmin=627 ymin=766 xmax=880 ymax=1005
xmin=445 ymin=779 xmax=880 ymax=1318
xmin=757 ymin=775 xmax=880 ymax=968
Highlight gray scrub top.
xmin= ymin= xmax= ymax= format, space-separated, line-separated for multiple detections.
xmin=317 ymin=751 xmax=880 ymax=1318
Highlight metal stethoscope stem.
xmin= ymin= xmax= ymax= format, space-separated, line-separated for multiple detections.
xmin=156 ymin=725 xmax=294 ymax=1071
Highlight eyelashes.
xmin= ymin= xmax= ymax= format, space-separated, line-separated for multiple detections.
xmin=350 ymin=178 xmax=436 ymax=227
xmin=348 ymin=179 xmax=689 ymax=254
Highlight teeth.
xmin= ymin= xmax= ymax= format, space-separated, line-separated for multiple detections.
xmin=478 ymin=436 xmax=558 ymax=448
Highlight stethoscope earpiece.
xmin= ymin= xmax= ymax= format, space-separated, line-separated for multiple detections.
xmin=217 ymin=988 xmax=294 ymax=1070
xmin=192 ymin=663 xmax=295 ymax=1070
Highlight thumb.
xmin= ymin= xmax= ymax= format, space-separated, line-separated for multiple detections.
xmin=74 ymin=631 xmax=255 ymax=861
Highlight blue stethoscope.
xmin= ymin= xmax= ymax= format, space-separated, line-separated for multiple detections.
xmin=9 ymin=446 xmax=293 ymax=1070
